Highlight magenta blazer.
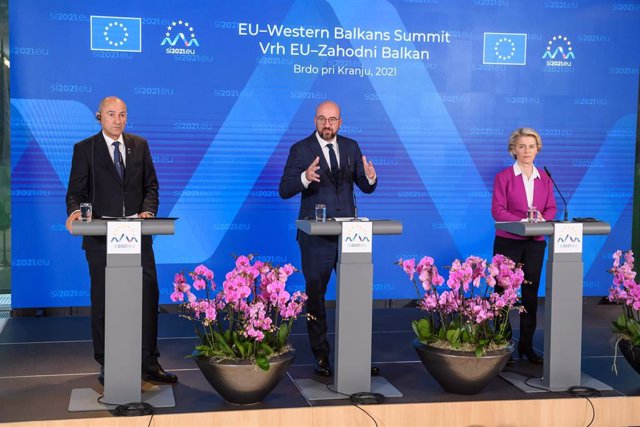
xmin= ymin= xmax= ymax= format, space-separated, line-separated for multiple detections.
xmin=491 ymin=166 xmax=557 ymax=241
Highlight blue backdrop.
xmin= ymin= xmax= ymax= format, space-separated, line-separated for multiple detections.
xmin=9 ymin=0 xmax=639 ymax=307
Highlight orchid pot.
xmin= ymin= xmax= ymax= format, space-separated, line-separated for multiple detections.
xmin=397 ymin=254 xmax=524 ymax=393
xmin=171 ymin=255 xmax=307 ymax=402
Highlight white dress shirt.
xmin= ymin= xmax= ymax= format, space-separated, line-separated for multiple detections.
xmin=512 ymin=162 xmax=540 ymax=208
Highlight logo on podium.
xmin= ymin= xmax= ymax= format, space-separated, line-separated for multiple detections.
xmin=553 ymin=222 xmax=583 ymax=253
xmin=342 ymin=221 xmax=373 ymax=253
xmin=107 ymin=221 xmax=142 ymax=254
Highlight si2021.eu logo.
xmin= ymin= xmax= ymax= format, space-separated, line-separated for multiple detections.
xmin=161 ymin=19 xmax=200 ymax=55
xmin=542 ymin=34 xmax=575 ymax=67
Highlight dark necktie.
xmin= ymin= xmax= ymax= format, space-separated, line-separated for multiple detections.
xmin=112 ymin=141 xmax=125 ymax=180
xmin=326 ymin=143 xmax=339 ymax=183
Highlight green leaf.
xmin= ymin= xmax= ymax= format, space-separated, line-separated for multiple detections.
xmin=627 ymin=318 xmax=640 ymax=338
xmin=188 ymin=346 xmax=228 ymax=359
xmin=475 ymin=347 xmax=486 ymax=358
xmin=615 ymin=313 xmax=628 ymax=330
xmin=192 ymin=345 xmax=212 ymax=357
xmin=256 ymin=356 xmax=270 ymax=371
xmin=446 ymin=328 xmax=461 ymax=347
xmin=412 ymin=318 xmax=432 ymax=341
xmin=277 ymin=323 xmax=290 ymax=348
xmin=259 ymin=342 xmax=274 ymax=357
xmin=213 ymin=331 xmax=234 ymax=356
xmin=233 ymin=334 xmax=246 ymax=358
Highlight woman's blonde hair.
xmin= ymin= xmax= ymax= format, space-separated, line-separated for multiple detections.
xmin=508 ymin=128 xmax=542 ymax=160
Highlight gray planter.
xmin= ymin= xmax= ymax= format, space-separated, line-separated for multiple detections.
xmin=618 ymin=339 xmax=640 ymax=376
xmin=195 ymin=349 xmax=295 ymax=404
xmin=413 ymin=339 xmax=512 ymax=395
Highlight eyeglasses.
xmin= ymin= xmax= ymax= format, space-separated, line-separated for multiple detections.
xmin=316 ymin=116 xmax=340 ymax=125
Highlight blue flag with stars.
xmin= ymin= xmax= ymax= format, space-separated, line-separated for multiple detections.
xmin=90 ymin=16 xmax=141 ymax=52
xmin=483 ymin=33 xmax=527 ymax=65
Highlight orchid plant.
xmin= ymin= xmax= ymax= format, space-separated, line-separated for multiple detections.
xmin=608 ymin=250 xmax=640 ymax=347
xmin=171 ymin=254 xmax=307 ymax=370
xmin=397 ymin=254 xmax=524 ymax=357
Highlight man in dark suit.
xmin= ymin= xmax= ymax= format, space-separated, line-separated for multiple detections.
xmin=65 ymin=96 xmax=176 ymax=384
xmin=279 ymin=100 xmax=377 ymax=376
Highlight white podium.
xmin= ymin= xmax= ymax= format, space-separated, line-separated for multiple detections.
xmin=68 ymin=218 xmax=176 ymax=411
xmin=496 ymin=221 xmax=613 ymax=392
xmin=294 ymin=219 xmax=404 ymax=400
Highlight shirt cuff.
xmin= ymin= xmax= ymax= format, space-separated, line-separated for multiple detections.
xmin=300 ymin=171 xmax=311 ymax=189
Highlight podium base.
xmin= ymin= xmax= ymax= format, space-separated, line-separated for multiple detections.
xmin=294 ymin=376 xmax=403 ymax=401
xmin=500 ymin=371 xmax=613 ymax=393
xmin=68 ymin=385 xmax=175 ymax=412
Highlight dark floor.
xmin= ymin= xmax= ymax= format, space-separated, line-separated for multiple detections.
xmin=0 ymin=304 xmax=639 ymax=423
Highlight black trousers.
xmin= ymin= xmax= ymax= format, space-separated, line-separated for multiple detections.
xmin=493 ymin=236 xmax=547 ymax=352
xmin=298 ymin=232 xmax=339 ymax=359
xmin=85 ymin=239 xmax=160 ymax=368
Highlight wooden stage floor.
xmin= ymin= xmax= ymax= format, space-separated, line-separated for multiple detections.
xmin=1 ymin=304 xmax=639 ymax=426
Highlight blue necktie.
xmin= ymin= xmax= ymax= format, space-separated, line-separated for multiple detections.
xmin=112 ymin=141 xmax=124 ymax=179
xmin=326 ymin=143 xmax=339 ymax=184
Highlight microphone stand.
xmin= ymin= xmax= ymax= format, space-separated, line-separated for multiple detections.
xmin=347 ymin=156 xmax=362 ymax=221
xmin=121 ymin=161 xmax=126 ymax=218
xmin=544 ymin=166 xmax=569 ymax=222
xmin=353 ymin=192 xmax=359 ymax=221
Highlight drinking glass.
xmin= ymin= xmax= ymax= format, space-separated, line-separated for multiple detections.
xmin=315 ymin=203 xmax=326 ymax=222
xmin=80 ymin=203 xmax=92 ymax=222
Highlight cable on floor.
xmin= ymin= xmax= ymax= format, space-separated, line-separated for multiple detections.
xmin=326 ymin=384 xmax=384 ymax=427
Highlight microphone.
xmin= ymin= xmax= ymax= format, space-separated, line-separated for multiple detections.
xmin=544 ymin=166 xmax=569 ymax=222
xmin=353 ymin=191 xmax=358 ymax=220
xmin=120 ymin=146 xmax=126 ymax=217
xmin=121 ymin=177 xmax=126 ymax=218
xmin=347 ymin=155 xmax=359 ymax=220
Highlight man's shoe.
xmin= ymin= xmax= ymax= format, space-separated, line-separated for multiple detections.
xmin=313 ymin=356 xmax=332 ymax=377
xmin=98 ymin=366 xmax=104 ymax=385
xmin=371 ymin=366 xmax=380 ymax=375
xmin=142 ymin=364 xmax=178 ymax=383
xmin=518 ymin=346 xmax=543 ymax=365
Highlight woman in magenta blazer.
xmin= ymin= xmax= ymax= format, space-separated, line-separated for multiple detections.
xmin=491 ymin=128 xmax=557 ymax=364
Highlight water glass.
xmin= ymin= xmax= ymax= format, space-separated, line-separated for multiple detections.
xmin=315 ymin=203 xmax=326 ymax=222
xmin=527 ymin=206 xmax=539 ymax=223
xmin=80 ymin=203 xmax=92 ymax=222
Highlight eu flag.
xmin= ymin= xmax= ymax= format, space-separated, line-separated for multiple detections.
xmin=91 ymin=16 xmax=142 ymax=52
xmin=483 ymin=33 xmax=527 ymax=65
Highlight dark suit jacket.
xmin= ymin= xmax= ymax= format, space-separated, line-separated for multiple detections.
xmin=66 ymin=132 xmax=159 ymax=251
xmin=279 ymin=132 xmax=376 ymax=220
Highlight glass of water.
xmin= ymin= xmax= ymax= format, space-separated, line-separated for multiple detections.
xmin=80 ymin=203 xmax=92 ymax=222
xmin=527 ymin=206 xmax=539 ymax=223
xmin=315 ymin=203 xmax=326 ymax=222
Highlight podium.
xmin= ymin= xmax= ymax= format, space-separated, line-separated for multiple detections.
xmin=68 ymin=218 xmax=176 ymax=411
xmin=495 ymin=221 xmax=613 ymax=392
xmin=294 ymin=219 xmax=403 ymax=400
